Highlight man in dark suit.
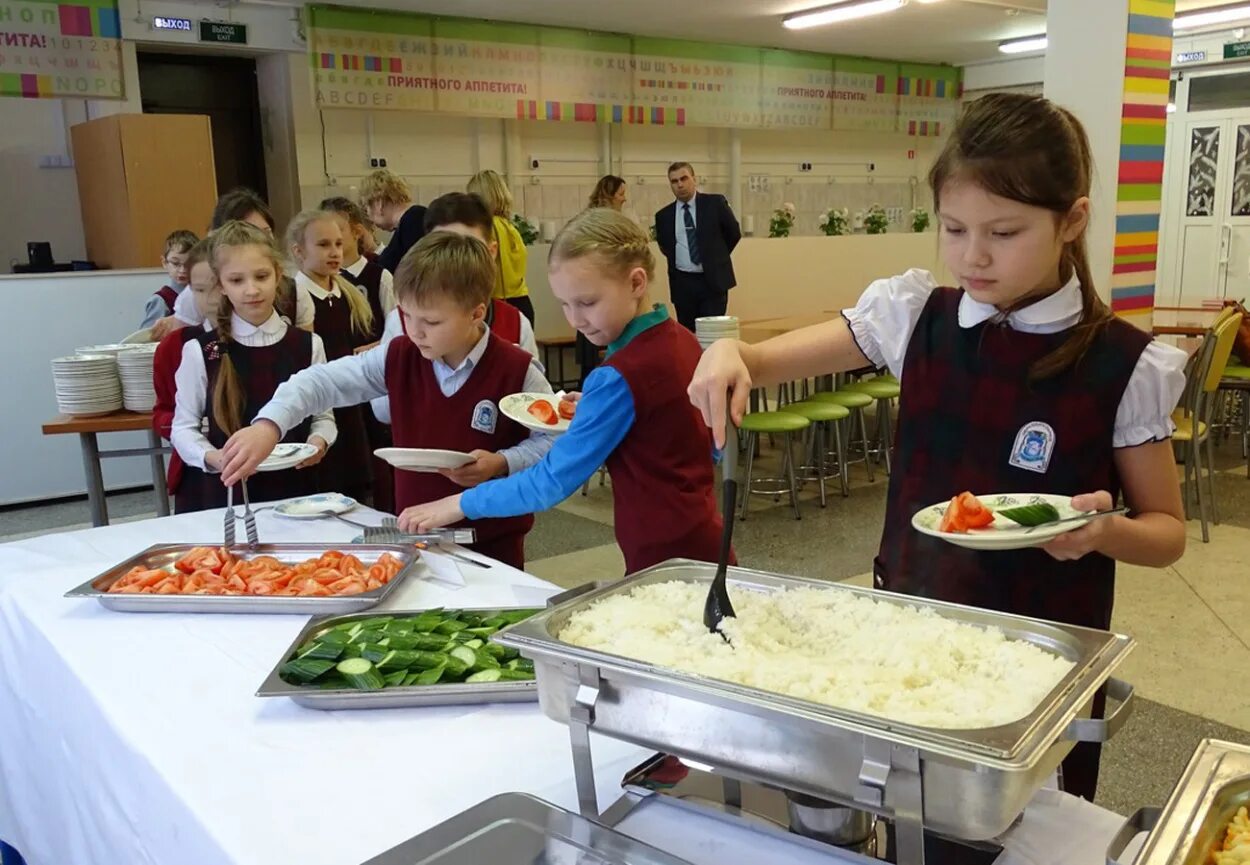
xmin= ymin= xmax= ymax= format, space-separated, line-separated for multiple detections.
xmin=654 ymin=162 xmax=742 ymax=331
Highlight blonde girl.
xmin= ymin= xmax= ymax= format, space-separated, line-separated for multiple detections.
xmin=467 ymin=169 xmax=533 ymax=324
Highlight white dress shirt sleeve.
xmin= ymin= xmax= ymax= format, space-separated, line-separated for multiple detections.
xmin=517 ymin=314 xmax=540 ymax=364
xmin=369 ymin=310 xmax=405 ymax=424
xmin=173 ymin=288 xmax=205 ymax=327
xmin=379 ymin=268 xmax=397 ymax=315
xmin=1112 ymin=339 xmax=1188 ymax=447
xmin=841 ymin=269 xmax=939 ymax=377
xmin=295 ymin=282 xmax=316 ymax=330
xmin=170 ymin=340 xmax=215 ymax=471
xmin=498 ymin=360 xmax=557 ymax=475
xmin=307 ymin=334 xmax=339 ymax=448
xmin=254 ymin=342 xmax=390 ymax=436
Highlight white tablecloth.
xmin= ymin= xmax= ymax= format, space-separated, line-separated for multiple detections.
xmin=0 ymin=505 xmax=1142 ymax=865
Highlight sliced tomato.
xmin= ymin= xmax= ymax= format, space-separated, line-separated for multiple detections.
xmin=527 ymin=399 xmax=559 ymax=425
xmin=938 ymin=497 xmax=968 ymax=533
xmin=956 ymin=491 xmax=995 ymax=529
xmin=558 ymin=398 xmax=577 ymax=421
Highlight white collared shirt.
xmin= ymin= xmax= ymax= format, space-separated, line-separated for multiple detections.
xmin=171 ymin=312 xmax=337 ymax=470
xmin=673 ymin=191 xmax=703 ymax=273
xmin=342 ymin=256 xmax=397 ymax=317
xmin=842 ymin=269 xmax=1188 ymax=448
xmin=256 ymin=323 xmax=554 ymax=477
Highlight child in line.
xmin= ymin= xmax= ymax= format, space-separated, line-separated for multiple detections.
xmin=467 ymin=170 xmax=533 ymax=325
xmin=319 ymin=196 xmax=396 ymax=349
xmin=398 ymin=208 xmax=730 ymax=575
xmin=170 ymin=188 xmax=306 ymax=333
xmin=170 ymin=221 xmax=335 ymax=511
xmin=142 ymin=229 xmax=197 ymax=334
xmin=287 ymin=208 xmax=377 ymax=504
xmin=218 ymin=232 xmax=556 ymax=568
xmin=687 ymin=93 xmax=1188 ymax=802
xmin=361 ymin=169 xmax=427 ymax=277
xmin=153 ymin=237 xmax=218 ymax=511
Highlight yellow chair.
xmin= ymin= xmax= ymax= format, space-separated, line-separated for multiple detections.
xmin=1173 ymin=311 xmax=1243 ymax=541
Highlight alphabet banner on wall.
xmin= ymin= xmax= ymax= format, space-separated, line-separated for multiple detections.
xmin=307 ymin=5 xmax=959 ymax=135
xmin=0 ymin=0 xmax=123 ymax=99
xmin=897 ymin=63 xmax=962 ymax=136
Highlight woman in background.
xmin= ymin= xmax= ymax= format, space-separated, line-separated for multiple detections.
xmin=588 ymin=175 xmax=628 ymax=211
xmin=467 ymin=170 xmax=533 ymax=326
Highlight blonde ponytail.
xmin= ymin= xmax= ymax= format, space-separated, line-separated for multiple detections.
xmin=549 ymin=207 xmax=655 ymax=281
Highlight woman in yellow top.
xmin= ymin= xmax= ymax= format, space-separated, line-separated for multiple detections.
xmin=467 ymin=170 xmax=533 ymax=325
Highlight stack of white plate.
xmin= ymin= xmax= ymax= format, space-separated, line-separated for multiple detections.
xmin=117 ymin=344 xmax=158 ymax=411
xmin=51 ymin=354 xmax=122 ymax=416
xmin=695 ymin=315 xmax=740 ymax=351
xmin=76 ymin=343 xmax=135 ymax=358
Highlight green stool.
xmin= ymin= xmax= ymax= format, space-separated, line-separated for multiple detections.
xmin=779 ymin=400 xmax=850 ymax=505
xmin=809 ymin=390 xmax=876 ymax=483
xmin=844 ymin=376 xmax=901 ymax=475
xmin=1224 ymin=363 xmax=1250 ymax=380
xmin=738 ymin=411 xmax=810 ymax=520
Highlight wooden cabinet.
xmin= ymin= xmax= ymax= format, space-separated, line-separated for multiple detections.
xmin=70 ymin=114 xmax=218 ymax=269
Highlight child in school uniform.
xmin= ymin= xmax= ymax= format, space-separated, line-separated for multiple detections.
xmin=218 ymin=232 xmax=555 ymax=569
xmin=154 ymin=238 xmax=218 ymax=509
xmin=141 ymin=230 xmax=198 ymax=331
xmin=170 ymin=221 xmax=334 ymax=512
xmin=286 ymin=208 xmax=377 ymax=503
xmin=688 ymin=93 xmax=1188 ymax=803
xmin=319 ymin=196 xmax=397 ymax=351
xmin=398 ymin=208 xmax=731 ymax=575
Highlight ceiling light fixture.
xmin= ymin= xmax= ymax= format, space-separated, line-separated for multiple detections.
xmin=783 ymin=0 xmax=908 ymax=30
xmin=998 ymin=35 xmax=1048 ymax=54
xmin=1173 ymin=3 xmax=1250 ymax=31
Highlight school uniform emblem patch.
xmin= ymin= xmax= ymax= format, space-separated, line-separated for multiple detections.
xmin=471 ymin=399 xmax=498 ymax=434
xmin=1009 ymin=421 xmax=1055 ymax=474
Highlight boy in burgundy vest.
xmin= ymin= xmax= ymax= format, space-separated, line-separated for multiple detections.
xmin=141 ymin=229 xmax=198 ymax=331
xmin=217 ymin=232 xmax=555 ymax=570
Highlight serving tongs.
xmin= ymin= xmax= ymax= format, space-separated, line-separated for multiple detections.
xmin=703 ymin=414 xmax=738 ymax=643
xmin=322 ymin=513 xmax=488 ymax=567
xmin=223 ymin=480 xmax=260 ymax=549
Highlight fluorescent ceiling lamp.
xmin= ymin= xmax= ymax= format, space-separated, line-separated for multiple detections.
xmin=1173 ymin=3 xmax=1250 ymax=31
xmin=998 ymin=35 xmax=1048 ymax=54
xmin=783 ymin=0 xmax=907 ymax=30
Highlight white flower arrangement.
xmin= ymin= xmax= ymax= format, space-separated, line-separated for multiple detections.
xmin=862 ymin=204 xmax=889 ymax=235
xmin=818 ymin=207 xmax=850 ymax=237
xmin=769 ymin=202 xmax=797 ymax=238
xmin=909 ymin=207 xmax=931 ymax=233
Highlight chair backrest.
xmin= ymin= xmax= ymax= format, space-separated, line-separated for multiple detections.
xmin=1203 ymin=311 xmax=1244 ymax=393
xmin=1179 ymin=329 xmax=1216 ymax=419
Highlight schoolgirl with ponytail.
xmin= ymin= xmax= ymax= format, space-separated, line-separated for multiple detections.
xmin=688 ymin=93 xmax=1190 ymax=802
xmin=169 ymin=220 xmax=335 ymax=511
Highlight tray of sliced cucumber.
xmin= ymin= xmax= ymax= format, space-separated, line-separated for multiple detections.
xmin=256 ymin=606 xmax=543 ymax=709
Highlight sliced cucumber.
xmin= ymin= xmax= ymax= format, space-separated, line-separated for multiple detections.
xmin=442 ymin=656 xmax=470 ymax=678
xmin=401 ymin=671 xmax=422 ymax=687
xmin=449 ymin=645 xmax=477 ymax=668
xmin=470 ymin=649 xmax=500 ymax=672
xmin=318 ymin=676 xmax=349 ymax=690
xmin=998 ymin=503 xmax=1060 ymax=527
xmin=497 ymin=668 xmax=536 ymax=681
xmin=497 ymin=609 xmax=541 ymax=624
xmin=297 ymin=641 xmax=344 ymax=662
xmin=336 ymin=657 xmax=384 ymax=690
xmin=482 ymin=642 xmax=506 ymax=660
xmin=382 ymin=670 xmax=407 ymax=687
xmin=377 ymin=650 xmax=419 ymax=672
xmin=409 ymin=633 xmax=454 ymax=652
xmin=416 ymin=664 xmax=446 ymax=685
xmin=507 ymin=658 xmax=535 ymax=674
xmin=498 ymin=646 xmax=520 ymax=662
xmin=433 ymin=619 xmax=468 ymax=635
xmin=463 ymin=626 xmax=498 ymax=637
xmin=481 ymin=616 xmax=507 ymax=629
xmin=466 ymin=669 xmax=502 ymax=683
xmin=312 ymin=630 xmax=351 ymax=647
xmin=341 ymin=642 xmax=365 ymax=659
xmin=409 ymin=650 xmax=450 ymax=670
xmin=462 ymin=638 xmax=485 ymax=650
xmin=280 ymin=657 xmax=336 ymax=683
xmin=410 ymin=614 xmax=443 ymax=633
xmin=384 ymin=634 xmax=419 ymax=651
xmin=360 ymin=642 xmax=391 ymax=663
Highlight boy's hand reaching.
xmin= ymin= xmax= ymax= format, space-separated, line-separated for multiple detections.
xmin=398 ymin=494 xmax=464 ymax=533
xmin=298 ymin=435 xmax=328 ymax=470
xmin=439 ymin=449 xmax=506 ymax=487
xmin=220 ymin=421 xmax=281 ymax=486
xmin=150 ymin=315 xmax=183 ymax=341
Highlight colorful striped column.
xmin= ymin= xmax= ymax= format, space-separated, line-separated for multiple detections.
xmin=1111 ymin=0 xmax=1175 ymax=325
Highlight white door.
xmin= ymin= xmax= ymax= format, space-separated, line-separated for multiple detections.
xmin=1164 ymin=110 xmax=1250 ymax=305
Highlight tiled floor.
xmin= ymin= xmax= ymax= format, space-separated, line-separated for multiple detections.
xmin=3 ymin=434 xmax=1248 ymax=822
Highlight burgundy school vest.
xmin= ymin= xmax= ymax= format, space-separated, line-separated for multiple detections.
xmin=339 ymin=260 xmax=388 ymax=344
xmin=153 ymin=326 xmax=200 ymax=494
xmin=398 ymin=300 xmax=523 ymax=347
xmin=177 ymin=327 xmax=316 ymax=511
xmin=309 ymin=286 xmax=373 ymax=500
xmin=155 ymin=285 xmax=179 ymax=317
xmin=603 ymin=318 xmax=728 ymax=574
xmin=385 ymin=332 xmax=534 ymax=543
xmin=875 ymin=287 xmax=1151 ymax=630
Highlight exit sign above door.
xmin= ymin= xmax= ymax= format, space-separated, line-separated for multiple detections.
xmin=199 ymin=20 xmax=248 ymax=45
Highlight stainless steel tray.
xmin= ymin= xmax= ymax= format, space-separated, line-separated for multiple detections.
xmin=257 ymin=606 xmax=541 ymax=709
xmin=64 ymin=543 xmax=419 ymax=614
xmin=1108 ymin=738 xmax=1250 ymax=865
xmin=496 ymin=559 xmax=1136 ymax=842
xmin=360 ymin=792 xmax=695 ymax=865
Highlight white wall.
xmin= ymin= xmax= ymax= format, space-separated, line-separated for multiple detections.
xmin=0 ymin=269 xmax=166 ymax=505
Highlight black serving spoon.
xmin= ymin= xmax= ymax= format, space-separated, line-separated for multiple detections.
xmin=703 ymin=415 xmax=738 ymax=640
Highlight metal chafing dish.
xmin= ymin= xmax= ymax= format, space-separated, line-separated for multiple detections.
xmin=1108 ymin=739 xmax=1250 ymax=865
xmin=64 ymin=542 xmax=419 ymax=614
xmin=496 ymin=560 xmax=1136 ymax=864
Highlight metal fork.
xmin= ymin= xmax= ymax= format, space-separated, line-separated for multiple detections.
xmin=240 ymin=479 xmax=259 ymax=547
xmin=223 ymin=484 xmax=236 ymax=547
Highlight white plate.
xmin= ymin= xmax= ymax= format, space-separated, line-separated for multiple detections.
xmin=273 ymin=492 xmax=358 ymax=519
xmin=374 ymin=447 xmax=474 ymax=473
xmin=258 ymin=442 xmax=319 ymax=471
xmin=499 ymin=392 xmax=572 ymax=434
xmin=120 ymin=329 xmax=154 ymax=344
xmin=911 ymin=493 xmax=1090 ymax=551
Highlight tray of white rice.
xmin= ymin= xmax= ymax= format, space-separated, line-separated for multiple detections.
xmin=496 ymin=559 xmax=1135 ymax=842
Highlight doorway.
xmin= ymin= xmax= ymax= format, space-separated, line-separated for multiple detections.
xmin=137 ymin=51 xmax=268 ymax=201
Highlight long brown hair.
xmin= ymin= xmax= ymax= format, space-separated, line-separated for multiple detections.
xmin=588 ymin=175 xmax=626 ymax=209
xmin=928 ymin=93 xmax=1110 ymax=381
xmin=208 ymin=221 xmax=283 ymax=434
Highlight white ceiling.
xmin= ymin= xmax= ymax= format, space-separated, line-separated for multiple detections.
xmin=281 ymin=0 xmax=1234 ymax=65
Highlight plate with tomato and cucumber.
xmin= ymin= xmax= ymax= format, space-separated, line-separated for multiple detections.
xmin=911 ymin=492 xmax=1096 ymax=550
xmin=499 ymin=391 xmax=577 ymax=434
